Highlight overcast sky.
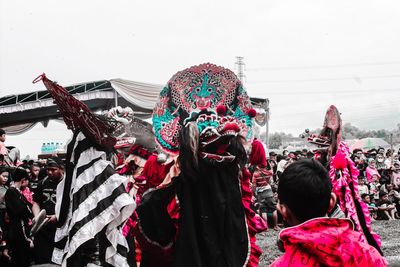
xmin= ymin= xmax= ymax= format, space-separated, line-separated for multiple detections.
xmin=1 ymin=0 xmax=400 ymax=157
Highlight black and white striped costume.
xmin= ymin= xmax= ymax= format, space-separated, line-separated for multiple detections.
xmin=52 ymin=132 xmax=136 ymax=267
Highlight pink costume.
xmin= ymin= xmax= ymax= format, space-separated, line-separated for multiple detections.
xmin=306 ymin=105 xmax=382 ymax=255
xmin=270 ymin=218 xmax=386 ymax=267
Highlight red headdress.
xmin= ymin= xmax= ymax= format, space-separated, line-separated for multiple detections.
xmin=33 ymin=73 xmax=116 ymax=148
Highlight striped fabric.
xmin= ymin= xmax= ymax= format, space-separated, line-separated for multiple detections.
xmin=52 ymin=131 xmax=136 ymax=267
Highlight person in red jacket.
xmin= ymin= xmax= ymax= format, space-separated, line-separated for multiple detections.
xmin=270 ymin=159 xmax=387 ymax=267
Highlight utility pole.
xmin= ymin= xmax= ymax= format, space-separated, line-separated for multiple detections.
xmin=235 ymin=56 xmax=246 ymax=83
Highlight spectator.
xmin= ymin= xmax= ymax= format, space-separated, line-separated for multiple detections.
xmin=249 ymin=140 xmax=279 ymax=230
xmin=358 ymin=176 xmax=369 ymax=197
xmin=20 ymin=166 xmax=33 ymax=204
xmin=381 ymin=183 xmax=400 ymax=216
xmin=375 ymin=153 xmax=386 ymax=171
xmin=0 ymin=167 xmax=9 ymax=231
xmin=276 ymin=157 xmax=287 ymax=179
xmin=32 ymin=157 xmax=64 ymax=264
xmin=369 ymin=174 xmax=381 ymax=202
xmin=377 ymin=191 xmax=397 ymax=220
xmin=271 ymin=159 xmax=386 ymax=266
xmin=361 ymin=193 xmax=377 ymax=220
xmin=269 ymin=151 xmax=278 ymax=182
xmin=367 ymin=149 xmax=378 ymax=159
xmin=366 ymin=158 xmax=380 ymax=183
xmin=29 ymin=163 xmax=41 ymax=191
xmin=384 ymin=149 xmax=393 ymax=169
xmin=4 ymin=168 xmax=33 ymax=267
xmin=306 ymin=150 xmax=314 ymax=159
xmin=0 ymin=129 xmax=7 ymax=160
xmin=391 ymin=161 xmax=400 ymax=190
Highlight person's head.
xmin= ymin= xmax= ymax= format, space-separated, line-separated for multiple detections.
xmin=368 ymin=158 xmax=376 ymax=168
xmin=353 ymin=149 xmax=363 ymax=157
xmin=46 ymin=157 xmax=64 ymax=181
xmin=377 ymin=147 xmax=385 ymax=155
xmin=379 ymin=191 xmax=388 ymax=201
xmin=352 ymin=155 xmax=360 ymax=164
xmin=358 ymin=176 xmax=365 ymax=185
xmin=372 ymin=174 xmax=379 ymax=183
xmin=30 ymin=163 xmax=41 ymax=179
xmin=386 ymin=149 xmax=393 ymax=158
xmin=12 ymin=167 xmax=29 ymax=187
xmin=0 ymin=167 xmax=9 ymax=185
xmin=23 ymin=166 xmax=31 ymax=178
xmin=277 ymin=159 xmax=336 ymax=226
xmin=0 ymin=129 xmax=5 ymax=142
xmin=306 ymin=151 xmax=314 ymax=159
xmin=386 ymin=183 xmax=394 ymax=191
xmin=269 ymin=151 xmax=277 ymax=161
xmin=282 ymin=150 xmax=289 ymax=157
xmin=393 ymin=162 xmax=400 ymax=172
xmin=287 ymin=152 xmax=297 ymax=161
xmin=368 ymin=149 xmax=377 ymax=159
xmin=361 ymin=193 xmax=370 ymax=203
xmin=376 ymin=153 xmax=385 ymax=163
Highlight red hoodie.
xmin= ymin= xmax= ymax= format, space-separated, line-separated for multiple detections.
xmin=270 ymin=218 xmax=387 ymax=267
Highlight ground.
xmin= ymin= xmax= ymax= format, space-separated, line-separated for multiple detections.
xmin=256 ymin=219 xmax=400 ymax=266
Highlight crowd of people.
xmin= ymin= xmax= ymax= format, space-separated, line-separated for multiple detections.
xmin=0 ymin=128 xmax=65 ymax=266
xmin=0 ymin=129 xmax=395 ymax=266
xmin=250 ymin=144 xmax=400 ymax=230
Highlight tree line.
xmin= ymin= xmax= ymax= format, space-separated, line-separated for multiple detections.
xmin=263 ymin=123 xmax=400 ymax=149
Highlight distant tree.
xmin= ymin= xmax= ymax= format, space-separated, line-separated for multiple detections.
xmin=268 ymin=133 xmax=282 ymax=149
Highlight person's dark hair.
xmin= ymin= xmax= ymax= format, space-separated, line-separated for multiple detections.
xmin=306 ymin=151 xmax=314 ymax=159
xmin=276 ymin=154 xmax=284 ymax=163
xmin=38 ymin=167 xmax=47 ymax=180
xmin=0 ymin=166 xmax=9 ymax=174
xmin=361 ymin=193 xmax=369 ymax=200
xmin=12 ymin=167 xmax=29 ymax=182
xmin=31 ymin=162 xmax=40 ymax=169
xmin=0 ymin=129 xmax=5 ymax=136
xmin=278 ymin=159 xmax=332 ymax=222
xmin=379 ymin=191 xmax=388 ymax=199
xmin=47 ymin=157 xmax=64 ymax=169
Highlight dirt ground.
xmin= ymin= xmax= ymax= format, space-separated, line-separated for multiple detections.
xmin=256 ymin=219 xmax=400 ymax=266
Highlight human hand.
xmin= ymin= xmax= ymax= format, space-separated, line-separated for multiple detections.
xmin=47 ymin=215 xmax=57 ymax=223
xmin=3 ymin=248 xmax=11 ymax=261
xmin=28 ymin=238 xmax=34 ymax=248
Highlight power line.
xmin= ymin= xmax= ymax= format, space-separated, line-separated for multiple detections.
xmin=247 ymin=60 xmax=400 ymax=71
xmin=247 ymin=74 xmax=400 ymax=84
xmin=256 ymin=87 xmax=400 ymax=96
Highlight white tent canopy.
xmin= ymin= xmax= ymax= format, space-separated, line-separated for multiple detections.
xmin=110 ymin=78 xmax=163 ymax=110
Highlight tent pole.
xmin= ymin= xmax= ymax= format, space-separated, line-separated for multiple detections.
xmin=114 ymin=90 xmax=118 ymax=107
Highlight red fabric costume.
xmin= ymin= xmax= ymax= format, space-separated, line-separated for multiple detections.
xmin=270 ymin=218 xmax=387 ymax=267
